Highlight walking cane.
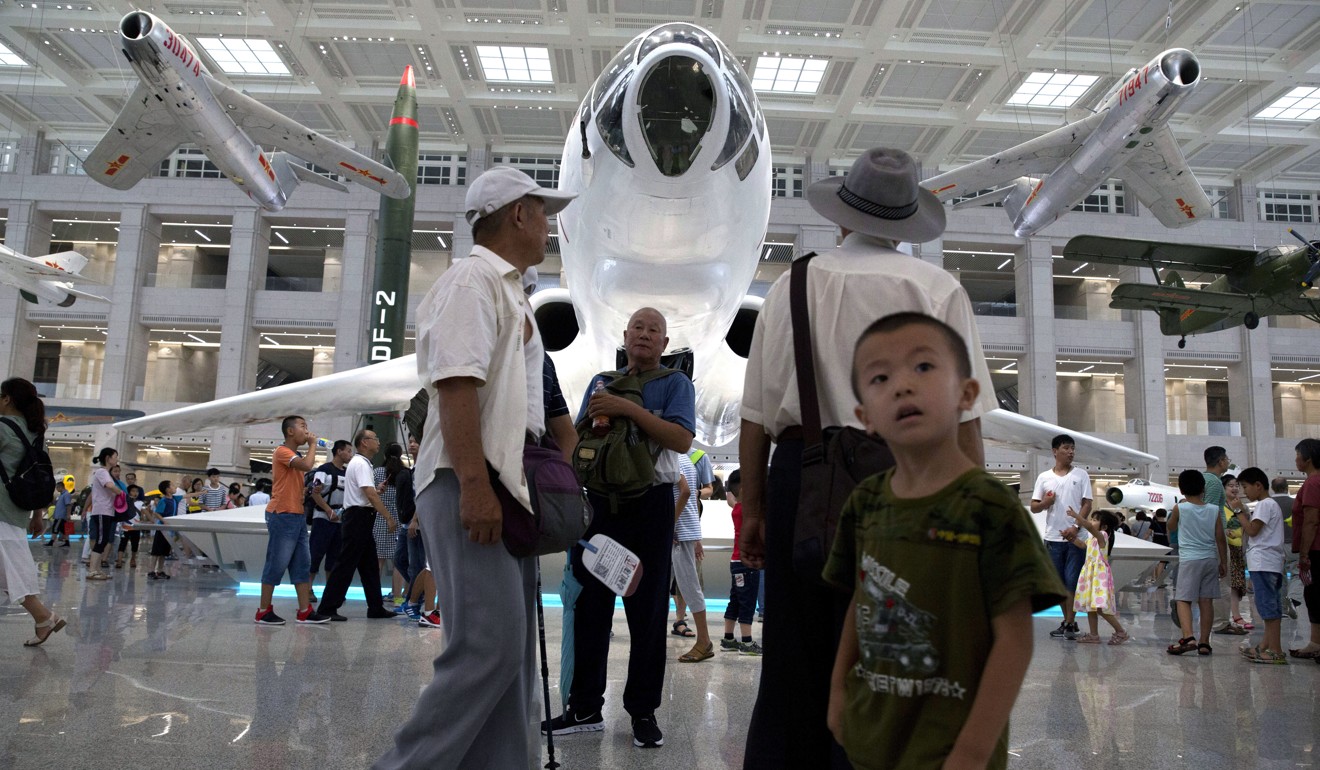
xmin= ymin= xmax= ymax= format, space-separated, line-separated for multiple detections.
xmin=535 ymin=559 xmax=560 ymax=769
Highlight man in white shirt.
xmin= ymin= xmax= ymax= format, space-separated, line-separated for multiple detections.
xmin=308 ymin=440 xmax=352 ymax=587
xmin=1030 ymin=434 xmax=1093 ymax=640
xmin=374 ymin=166 xmax=575 ymax=770
xmin=738 ymin=148 xmax=997 ymax=768
xmin=315 ymin=429 xmax=397 ymax=621
xmin=247 ymin=480 xmax=270 ymax=510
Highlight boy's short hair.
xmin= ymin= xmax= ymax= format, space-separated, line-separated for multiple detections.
xmin=1051 ymin=434 xmax=1074 ymax=450
xmin=158 ymin=480 xmax=172 ymax=494
xmin=850 ymin=313 xmax=971 ymax=401
xmin=1177 ymin=469 xmax=1206 ymax=496
xmin=1237 ymin=467 xmax=1267 ymax=489
xmin=726 ymin=468 xmax=740 ymax=495
xmin=281 ymin=415 xmax=304 ymax=437
xmin=206 ymin=467 xmax=220 ymax=477
xmin=1204 ymin=446 xmax=1227 ymax=467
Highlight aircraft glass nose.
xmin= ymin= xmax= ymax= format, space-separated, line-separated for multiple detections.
xmin=638 ymin=55 xmax=714 ymax=177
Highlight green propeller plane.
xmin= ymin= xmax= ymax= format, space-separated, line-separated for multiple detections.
xmin=1063 ymin=230 xmax=1320 ymax=348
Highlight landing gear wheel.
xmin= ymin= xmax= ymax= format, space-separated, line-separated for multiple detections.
xmin=1244 ymin=312 xmax=1260 ymax=330
xmin=1178 ymin=337 xmax=1187 ymax=349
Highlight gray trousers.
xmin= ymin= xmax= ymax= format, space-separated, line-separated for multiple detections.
xmin=374 ymin=470 xmax=538 ymax=770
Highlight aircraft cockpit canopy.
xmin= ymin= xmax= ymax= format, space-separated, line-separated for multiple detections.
xmin=637 ymin=24 xmax=721 ymax=65
xmin=1256 ymin=245 xmax=1289 ymax=266
xmin=592 ymin=37 xmax=641 ymax=114
xmin=637 ymin=56 xmax=714 ymax=177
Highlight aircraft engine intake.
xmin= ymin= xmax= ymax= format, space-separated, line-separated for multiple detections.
xmin=725 ymin=295 xmax=762 ymax=359
xmin=120 ymin=11 xmax=152 ymax=39
xmin=530 ymin=288 xmax=580 ymax=352
xmin=1160 ymin=49 xmax=1200 ymax=87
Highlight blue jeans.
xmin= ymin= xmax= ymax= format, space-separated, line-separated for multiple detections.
xmin=726 ymin=560 xmax=761 ymax=626
xmin=396 ymin=525 xmax=427 ymax=598
xmin=1046 ymin=539 xmax=1086 ymax=593
xmin=262 ymin=512 xmax=311 ymax=586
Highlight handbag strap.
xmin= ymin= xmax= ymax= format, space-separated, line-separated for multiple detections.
xmin=0 ymin=417 xmax=35 ymax=487
xmin=789 ymin=252 xmax=824 ymax=450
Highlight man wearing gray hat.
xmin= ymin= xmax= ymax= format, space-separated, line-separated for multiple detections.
xmin=737 ymin=148 xmax=998 ymax=768
xmin=376 ymin=166 xmax=576 ymax=768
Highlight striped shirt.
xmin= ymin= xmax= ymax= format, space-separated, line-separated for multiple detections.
xmin=674 ymin=453 xmax=702 ymax=542
xmin=200 ymin=481 xmax=227 ymax=511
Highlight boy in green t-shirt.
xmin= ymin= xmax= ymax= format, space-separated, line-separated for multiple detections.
xmin=825 ymin=313 xmax=1066 ymax=770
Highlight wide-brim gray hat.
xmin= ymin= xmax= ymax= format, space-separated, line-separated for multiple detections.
xmin=806 ymin=148 xmax=946 ymax=243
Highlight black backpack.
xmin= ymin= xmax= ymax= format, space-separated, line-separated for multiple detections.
xmin=304 ymin=464 xmax=340 ymax=524
xmin=0 ymin=417 xmax=56 ymax=512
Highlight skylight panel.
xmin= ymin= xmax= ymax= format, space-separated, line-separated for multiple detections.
xmin=1255 ymin=86 xmax=1320 ymax=122
xmin=0 ymin=43 xmax=29 ymax=67
xmin=197 ymin=37 xmax=290 ymax=76
xmin=477 ymin=45 xmax=553 ymax=83
xmin=1006 ymin=71 xmax=1098 ymax=108
xmin=752 ymin=56 xmax=827 ymax=94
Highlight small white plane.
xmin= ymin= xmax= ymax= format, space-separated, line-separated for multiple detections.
xmin=1104 ymin=478 xmax=1184 ymax=514
xmin=84 ymin=10 xmax=410 ymax=212
xmin=0 ymin=243 xmax=109 ymax=307
xmin=924 ymin=49 xmax=1210 ymax=238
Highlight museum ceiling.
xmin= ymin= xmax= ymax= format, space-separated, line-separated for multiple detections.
xmin=1 ymin=0 xmax=1317 ymax=184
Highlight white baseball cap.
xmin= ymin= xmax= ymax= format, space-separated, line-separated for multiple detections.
xmin=465 ymin=166 xmax=577 ymax=227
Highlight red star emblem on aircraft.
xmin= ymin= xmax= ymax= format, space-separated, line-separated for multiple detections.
xmin=1175 ymin=198 xmax=1197 ymax=219
xmin=104 ymin=154 xmax=131 ymax=176
xmin=338 ymin=162 xmax=387 ymax=186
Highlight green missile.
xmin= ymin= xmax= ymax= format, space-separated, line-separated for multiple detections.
xmin=365 ymin=66 xmax=419 ymax=446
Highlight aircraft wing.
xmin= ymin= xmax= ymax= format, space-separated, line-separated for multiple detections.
xmin=1118 ymin=125 xmax=1212 ymax=229
xmin=0 ymin=249 xmax=95 ymax=282
xmin=58 ymin=284 xmax=112 ymax=303
xmin=1064 ymin=235 xmax=1255 ymax=274
xmin=924 ymin=111 xmax=1107 ymax=201
xmin=1108 ymin=282 xmax=1256 ymax=315
xmin=981 ymin=409 xmax=1158 ymax=468
xmin=114 ymin=355 xmax=423 ymax=437
xmin=206 ymin=75 xmax=411 ymax=200
xmin=84 ymin=83 xmax=182 ymax=190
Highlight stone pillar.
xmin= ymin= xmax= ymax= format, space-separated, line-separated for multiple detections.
xmin=1123 ymin=268 xmax=1168 ymax=480
xmin=1016 ymin=237 xmax=1056 ymax=487
xmin=1274 ymin=383 xmax=1304 ymax=439
xmin=1080 ymin=279 xmax=1119 ymax=321
xmin=319 ymin=209 xmax=377 ymax=444
xmin=0 ymin=202 xmax=51 ymax=379
xmin=100 ymin=205 xmax=159 ymax=408
xmin=1082 ymin=375 xmax=1122 ymax=433
xmin=468 ymin=146 xmax=490 ymax=179
xmin=1232 ymin=180 xmax=1255 ymax=223
xmin=312 ymin=347 xmax=336 ymax=379
xmin=804 ymin=155 xmax=830 ymax=187
xmin=916 ymin=236 xmax=943 ymax=269
xmin=208 ymin=207 xmax=268 ymax=472
xmin=1228 ymin=324 xmax=1274 ymax=467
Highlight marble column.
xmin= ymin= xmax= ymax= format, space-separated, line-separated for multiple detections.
xmin=1015 ymin=238 xmax=1056 ymax=486
xmin=99 ymin=205 xmax=160 ymax=408
xmin=1228 ymin=323 xmax=1275 ymax=468
xmin=208 ymin=207 xmax=268 ymax=472
xmin=1122 ymin=265 xmax=1168 ymax=480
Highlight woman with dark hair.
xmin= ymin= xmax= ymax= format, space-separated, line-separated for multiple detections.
xmin=85 ymin=445 xmax=120 ymax=580
xmin=0 ymin=377 xmax=66 ymax=645
xmin=373 ymin=442 xmax=405 ymax=602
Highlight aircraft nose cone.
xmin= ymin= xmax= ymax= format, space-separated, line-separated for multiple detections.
xmin=1160 ymin=49 xmax=1200 ymax=87
xmin=120 ymin=11 xmax=153 ymax=40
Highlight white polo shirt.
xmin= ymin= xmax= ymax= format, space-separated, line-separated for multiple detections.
xmin=741 ymin=233 xmax=997 ymax=438
xmin=343 ymin=453 xmax=375 ymax=509
xmin=414 ymin=246 xmax=544 ymax=511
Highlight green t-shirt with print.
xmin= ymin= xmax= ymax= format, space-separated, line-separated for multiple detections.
xmin=823 ymin=468 xmax=1066 ymax=770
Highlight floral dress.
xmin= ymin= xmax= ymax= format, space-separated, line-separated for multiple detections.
xmin=372 ymin=467 xmax=397 ymax=560
xmin=1073 ymin=531 xmax=1115 ymax=614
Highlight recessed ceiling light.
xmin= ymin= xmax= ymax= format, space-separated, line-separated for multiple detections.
xmin=1007 ymin=71 xmax=1098 ymax=108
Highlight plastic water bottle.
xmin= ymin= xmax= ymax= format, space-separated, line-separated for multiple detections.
xmin=316 ymin=437 xmax=332 ymax=449
xmin=591 ymin=380 xmax=611 ymax=436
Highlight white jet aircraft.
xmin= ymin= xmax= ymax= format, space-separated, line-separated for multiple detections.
xmin=924 ymin=49 xmax=1210 ymax=238
xmin=115 ymin=23 xmax=1159 ymax=475
xmin=0 ymin=244 xmax=109 ymax=307
xmin=1104 ymin=478 xmax=1184 ymax=514
xmin=84 ymin=10 xmax=410 ymax=212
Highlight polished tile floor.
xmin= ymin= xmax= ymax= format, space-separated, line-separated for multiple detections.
xmin=2 ymin=542 xmax=1316 ymax=769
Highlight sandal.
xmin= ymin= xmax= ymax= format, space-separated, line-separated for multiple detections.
xmin=1074 ymin=633 xmax=1101 ymax=644
xmin=1107 ymin=631 xmax=1130 ymax=646
xmin=1197 ymin=642 xmax=1213 ymax=656
xmin=86 ymin=571 xmax=111 ymax=581
xmin=1288 ymin=645 xmax=1320 ymax=659
xmin=1167 ymin=636 xmax=1197 ymax=655
xmin=1250 ymin=650 xmax=1288 ymax=665
xmin=1234 ymin=616 xmax=1254 ymax=631
xmin=671 ymin=620 xmax=696 ymax=638
xmin=24 ymin=613 xmax=66 ymax=647
xmin=678 ymin=642 xmax=714 ymax=663
xmin=1240 ymin=645 xmax=1263 ymax=660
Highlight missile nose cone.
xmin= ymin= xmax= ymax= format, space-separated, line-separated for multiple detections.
xmin=402 ymin=65 xmax=415 ymax=88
